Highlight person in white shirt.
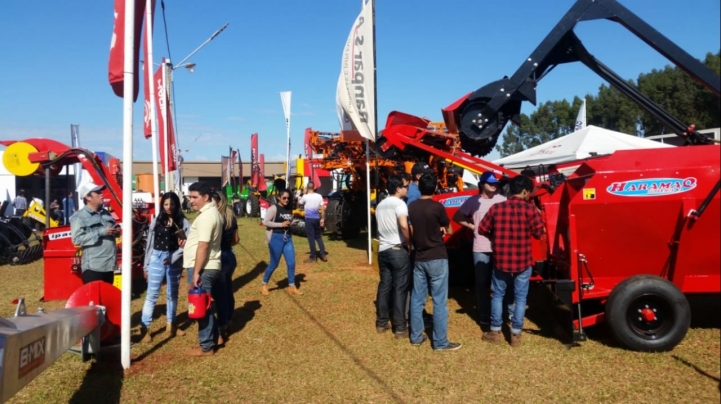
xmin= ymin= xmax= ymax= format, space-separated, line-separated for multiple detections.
xmin=299 ymin=182 xmax=327 ymax=263
xmin=374 ymin=175 xmax=411 ymax=338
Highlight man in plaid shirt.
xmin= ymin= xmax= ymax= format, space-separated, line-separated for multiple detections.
xmin=478 ymin=175 xmax=545 ymax=347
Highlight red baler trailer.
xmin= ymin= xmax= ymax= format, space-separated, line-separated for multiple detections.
xmin=538 ymin=145 xmax=719 ymax=351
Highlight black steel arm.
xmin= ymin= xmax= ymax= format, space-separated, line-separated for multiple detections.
xmin=454 ymin=0 xmax=720 ymax=155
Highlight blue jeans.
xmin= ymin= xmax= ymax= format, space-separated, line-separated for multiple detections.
xmin=212 ymin=249 xmax=237 ymax=330
xmin=410 ymin=259 xmax=449 ymax=348
xmin=263 ymin=232 xmax=296 ymax=286
xmin=490 ymin=267 xmax=532 ymax=335
xmin=187 ymin=267 xmax=221 ymax=351
xmin=473 ymin=252 xmax=515 ymax=325
xmin=141 ymin=250 xmax=182 ymax=327
xmin=304 ymin=218 xmax=326 ymax=259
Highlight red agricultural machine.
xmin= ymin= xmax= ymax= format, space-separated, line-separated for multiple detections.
xmin=0 ymin=138 xmax=154 ymax=306
xmin=374 ymin=0 xmax=720 ymax=351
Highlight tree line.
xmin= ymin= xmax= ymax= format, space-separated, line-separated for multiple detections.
xmin=496 ymin=51 xmax=720 ymax=157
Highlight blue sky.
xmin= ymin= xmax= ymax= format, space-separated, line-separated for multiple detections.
xmin=0 ymin=0 xmax=718 ymax=163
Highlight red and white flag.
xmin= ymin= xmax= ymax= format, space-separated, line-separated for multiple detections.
xmin=142 ymin=0 xmax=156 ymax=138
xmin=154 ymin=59 xmax=177 ymax=171
xmin=258 ymin=153 xmax=267 ymax=192
xmin=109 ymin=0 xmax=146 ymax=101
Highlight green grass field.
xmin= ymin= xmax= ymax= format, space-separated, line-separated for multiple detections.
xmin=1 ymin=218 xmax=719 ymax=403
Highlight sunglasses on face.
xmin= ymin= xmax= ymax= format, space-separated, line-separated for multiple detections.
xmin=280 ymin=197 xmax=289 ymax=200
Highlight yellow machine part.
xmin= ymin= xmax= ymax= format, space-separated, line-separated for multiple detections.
xmin=2 ymin=141 xmax=40 ymax=176
xmin=23 ymin=201 xmax=59 ymax=228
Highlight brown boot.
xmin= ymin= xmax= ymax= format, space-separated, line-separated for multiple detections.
xmin=482 ymin=330 xmax=502 ymax=345
xmin=164 ymin=322 xmax=186 ymax=338
xmin=140 ymin=326 xmax=152 ymax=343
xmin=287 ymin=285 xmax=303 ymax=296
xmin=260 ymin=284 xmax=270 ymax=296
xmin=510 ymin=332 xmax=522 ymax=348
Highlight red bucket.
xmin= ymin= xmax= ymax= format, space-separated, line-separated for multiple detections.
xmin=187 ymin=286 xmax=212 ymax=320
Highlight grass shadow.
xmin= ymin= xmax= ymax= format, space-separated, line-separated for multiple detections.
xmin=68 ymin=352 xmax=124 ymax=404
xmin=229 ymin=300 xmax=262 ymax=335
xmin=273 ymin=273 xmax=306 ymax=291
xmin=232 ymin=261 xmax=267 ymax=293
xmin=328 ymin=231 xmax=370 ymax=251
xmin=673 ymin=355 xmax=721 ymax=383
xmin=286 ymin=294 xmax=406 ymax=403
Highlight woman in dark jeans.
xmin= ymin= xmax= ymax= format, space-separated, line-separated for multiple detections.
xmin=211 ymin=191 xmax=238 ymax=343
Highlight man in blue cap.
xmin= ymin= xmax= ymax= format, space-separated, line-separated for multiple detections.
xmin=453 ymin=172 xmax=509 ymax=328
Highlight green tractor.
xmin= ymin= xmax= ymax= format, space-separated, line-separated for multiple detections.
xmin=230 ymin=180 xmax=280 ymax=218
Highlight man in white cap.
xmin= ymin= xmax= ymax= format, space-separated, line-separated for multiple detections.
xmin=70 ymin=182 xmax=120 ymax=284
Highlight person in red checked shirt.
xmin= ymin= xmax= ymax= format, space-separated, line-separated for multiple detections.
xmin=478 ymin=175 xmax=545 ymax=347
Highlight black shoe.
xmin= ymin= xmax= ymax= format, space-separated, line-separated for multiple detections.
xmin=319 ymin=254 xmax=328 ymax=262
xmin=410 ymin=335 xmax=428 ymax=346
xmin=376 ymin=323 xmax=391 ymax=334
xmin=394 ymin=329 xmax=409 ymax=339
xmin=434 ymin=342 xmax=462 ymax=351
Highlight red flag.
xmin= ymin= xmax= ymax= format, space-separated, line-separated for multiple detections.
xmin=154 ymin=60 xmax=177 ymax=171
xmin=142 ymin=0 xmax=156 ymax=139
xmin=109 ymin=0 xmax=146 ymax=101
xmin=250 ymin=133 xmax=259 ymax=188
xmin=259 ymin=153 xmax=267 ymax=192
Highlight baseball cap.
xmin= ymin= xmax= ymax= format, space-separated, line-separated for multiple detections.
xmin=479 ymin=172 xmax=500 ymax=185
xmin=78 ymin=182 xmax=106 ymax=197
xmin=411 ymin=162 xmax=433 ymax=176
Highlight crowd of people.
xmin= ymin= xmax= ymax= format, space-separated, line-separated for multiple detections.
xmin=374 ymin=163 xmax=545 ymax=350
xmin=65 ymin=162 xmax=545 ymax=356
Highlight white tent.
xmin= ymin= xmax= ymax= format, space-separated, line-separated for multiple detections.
xmin=493 ymin=125 xmax=674 ymax=168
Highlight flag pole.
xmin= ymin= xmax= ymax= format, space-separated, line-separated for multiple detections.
xmin=162 ymin=60 xmax=170 ymax=192
xmin=120 ymin=0 xmax=137 ymax=370
xmin=367 ymin=0 xmax=378 ymax=265
xmin=146 ymin=0 xmax=160 ymax=216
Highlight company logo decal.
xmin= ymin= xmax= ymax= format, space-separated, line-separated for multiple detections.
xmin=439 ymin=195 xmax=470 ymax=208
xmin=19 ymin=337 xmax=46 ymax=377
xmin=48 ymin=231 xmax=72 ymax=240
xmin=606 ymin=177 xmax=697 ymax=197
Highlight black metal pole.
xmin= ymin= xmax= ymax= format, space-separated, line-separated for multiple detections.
xmin=44 ymin=167 xmax=51 ymax=229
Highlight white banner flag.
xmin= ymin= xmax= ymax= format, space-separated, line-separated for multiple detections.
xmin=336 ymin=73 xmax=354 ymax=131
xmin=338 ymin=0 xmax=376 ymax=141
xmin=280 ymin=91 xmax=292 ymax=185
xmin=574 ymin=97 xmax=587 ymax=131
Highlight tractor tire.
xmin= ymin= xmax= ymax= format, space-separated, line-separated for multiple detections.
xmin=233 ymin=201 xmax=245 ymax=218
xmin=245 ymin=193 xmax=260 ymax=218
xmin=325 ymin=199 xmax=341 ymax=234
xmin=339 ymin=198 xmax=361 ymax=240
xmin=290 ymin=218 xmax=307 ymax=237
xmin=605 ymin=275 xmax=691 ymax=352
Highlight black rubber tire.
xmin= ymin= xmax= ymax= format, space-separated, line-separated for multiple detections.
xmin=290 ymin=218 xmax=307 ymax=237
xmin=246 ymin=193 xmax=260 ymax=218
xmin=325 ymin=199 xmax=341 ymax=234
xmin=233 ymin=201 xmax=245 ymax=218
xmin=605 ymin=275 xmax=691 ymax=352
xmin=339 ymin=198 xmax=361 ymax=240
